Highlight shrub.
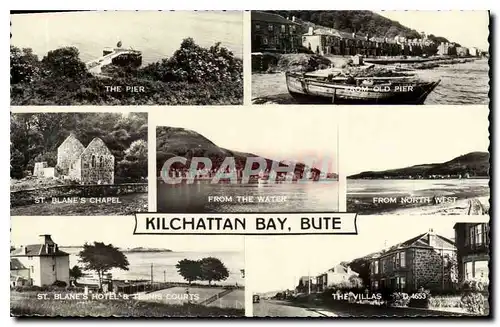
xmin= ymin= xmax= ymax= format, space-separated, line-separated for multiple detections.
xmin=391 ymin=292 xmax=410 ymax=307
xmin=428 ymin=295 xmax=463 ymax=309
xmin=460 ymin=279 xmax=487 ymax=315
xmin=408 ymin=288 xmax=431 ymax=308
xmin=52 ymin=280 xmax=68 ymax=287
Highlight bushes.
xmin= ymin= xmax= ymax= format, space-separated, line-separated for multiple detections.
xmin=459 ymin=279 xmax=488 ymax=315
xmin=139 ymin=38 xmax=242 ymax=84
xmin=10 ymin=39 xmax=243 ymax=105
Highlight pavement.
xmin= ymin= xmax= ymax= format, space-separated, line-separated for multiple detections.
xmin=253 ymin=300 xmax=338 ymax=317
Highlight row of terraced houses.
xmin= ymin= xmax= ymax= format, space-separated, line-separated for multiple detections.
xmin=251 ymin=11 xmax=482 ymax=57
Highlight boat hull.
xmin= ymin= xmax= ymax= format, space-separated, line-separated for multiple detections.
xmin=286 ymin=72 xmax=440 ymax=105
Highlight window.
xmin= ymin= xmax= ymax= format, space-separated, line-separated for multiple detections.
xmin=263 ymin=37 xmax=268 ymax=45
xmin=52 ymin=265 xmax=55 ymax=272
xmin=30 ymin=266 xmax=34 ymax=273
xmin=281 ymin=25 xmax=286 ymax=33
xmin=255 ymin=24 xmax=260 ymax=31
xmin=395 ymin=254 xmax=400 ymax=267
xmin=268 ymin=24 xmax=273 ymax=32
xmin=476 ymin=224 xmax=484 ymax=245
xmin=28 ymin=256 xmax=33 ymax=260
xmin=393 ymin=255 xmax=396 ymax=269
xmin=465 ymin=262 xmax=473 ymax=279
xmin=474 ymin=261 xmax=489 ymax=281
xmin=373 ymin=281 xmax=379 ymax=290
xmin=374 ymin=261 xmax=379 ymax=274
xmin=400 ymin=252 xmax=406 ymax=267
xmin=381 ymin=260 xmax=386 ymax=273
xmin=399 ymin=277 xmax=406 ymax=290
xmin=99 ymin=156 xmax=104 ymax=168
xmin=469 ymin=224 xmax=487 ymax=246
xmin=91 ymin=155 xmax=96 ymax=168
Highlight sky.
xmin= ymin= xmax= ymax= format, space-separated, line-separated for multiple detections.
xmin=247 ymin=215 xmax=487 ymax=293
xmin=376 ymin=11 xmax=490 ymax=50
xmin=156 ymin=106 xmax=339 ymax=173
xmin=10 ymin=216 xmax=244 ymax=252
xmin=343 ymin=106 xmax=490 ymax=176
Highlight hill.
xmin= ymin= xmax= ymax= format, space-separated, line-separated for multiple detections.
xmin=156 ymin=126 xmax=335 ymax=178
xmin=266 ymin=10 xmax=451 ymax=43
xmin=348 ymin=152 xmax=489 ymax=179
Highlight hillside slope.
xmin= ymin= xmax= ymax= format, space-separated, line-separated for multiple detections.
xmin=266 ymin=10 xmax=450 ymax=43
xmin=156 ymin=126 xmax=331 ymax=177
xmin=348 ymin=152 xmax=489 ymax=179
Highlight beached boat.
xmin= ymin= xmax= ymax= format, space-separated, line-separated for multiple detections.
xmin=285 ymin=71 xmax=441 ymax=105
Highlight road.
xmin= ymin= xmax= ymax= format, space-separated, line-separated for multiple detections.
xmin=253 ymin=300 xmax=338 ymax=317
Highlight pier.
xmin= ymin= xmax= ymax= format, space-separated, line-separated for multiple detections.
xmin=86 ymin=48 xmax=142 ymax=75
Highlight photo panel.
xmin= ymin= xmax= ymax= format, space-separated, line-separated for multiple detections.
xmin=10 ymin=11 xmax=244 ymax=105
xmin=344 ymin=105 xmax=490 ymax=216
xmin=10 ymin=108 xmax=149 ymax=216
xmin=246 ymin=215 xmax=490 ymax=317
xmin=153 ymin=106 xmax=340 ymax=213
xmin=250 ymin=10 xmax=489 ymax=106
xmin=10 ymin=216 xmax=245 ymax=317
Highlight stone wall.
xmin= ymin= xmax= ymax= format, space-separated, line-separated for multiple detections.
xmin=413 ymin=248 xmax=456 ymax=291
xmin=33 ymin=162 xmax=48 ymax=177
xmin=57 ymin=134 xmax=85 ymax=175
xmin=10 ymin=183 xmax=147 ymax=207
xmin=79 ymin=138 xmax=115 ymax=184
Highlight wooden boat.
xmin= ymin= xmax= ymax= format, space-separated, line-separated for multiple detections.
xmin=286 ymin=71 xmax=441 ymax=105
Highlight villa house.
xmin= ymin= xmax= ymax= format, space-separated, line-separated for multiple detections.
xmin=251 ymin=11 xmax=302 ymax=53
xmin=10 ymin=234 xmax=70 ymax=287
xmin=316 ymin=263 xmax=358 ymax=292
xmin=369 ymin=229 xmax=457 ymax=292
xmin=454 ymin=223 xmax=490 ymax=284
xmin=57 ymin=133 xmax=115 ymax=184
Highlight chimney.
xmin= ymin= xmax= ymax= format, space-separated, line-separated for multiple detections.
xmin=39 ymin=234 xmax=55 ymax=245
xmin=308 ymin=26 xmax=314 ymax=35
xmin=24 ymin=246 xmax=28 ymax=255
xmin=428 ymin=228 xmax=437 ymax=247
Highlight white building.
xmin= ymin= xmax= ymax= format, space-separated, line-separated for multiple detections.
xmin=10 ymin=234 xmax=70 ymax=287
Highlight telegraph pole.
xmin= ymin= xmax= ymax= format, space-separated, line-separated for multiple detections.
xmin=164 ymin=270 xmax=166 ymax=283
xmin=150 ymin=263 xmax=154 ymax=285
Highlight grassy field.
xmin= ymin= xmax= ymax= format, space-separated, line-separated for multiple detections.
xmin=11 ymin=291 xmax=244 ymax=317
xmin=10 ymin=192 xmax=148 ymax=216
xmin=207 ymin=290 xmax=245 ymax=309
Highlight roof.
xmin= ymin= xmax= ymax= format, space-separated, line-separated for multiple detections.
xmin=251 ymin=11 xmax=300 ymax=25
xmin=373 ymin=232 xmax=456 ymax=258
xmin=59 ymin=133 xmax=85 ymax=151
xmin=80 ymin=137 xmax=113 ymax=157
xmin=11 ymin=244 xmax=69 ymax=257
xmin=10 ymin=258 xmax=27 ymax=270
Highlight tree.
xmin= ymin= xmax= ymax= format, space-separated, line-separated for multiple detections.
xmin=116 ymin=139 xmax=148 ymax=181
xmin=348 ymin=257 xmax=372 ymax=288
xmin=69 ymin=265 xmax=84 ymax=284
xmin=41 ymin=46 xmax=87 ymax=79
xmin=78 ymin=242 xmax=129 ymax=291
xmin=176 ymin=259 xmax=202 ymax=285
xmin=199 ymin=257 xmax=229 ymax=285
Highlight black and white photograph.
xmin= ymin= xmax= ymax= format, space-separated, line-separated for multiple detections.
xmin=251 ymin=11 xmax=489 ymax=105
xmin=248 ymin=217 xmax=490 ymax=317
xmin=155 ymin=107 xmax=339 ymax=213
xmin=345 ymin=106 xmax=490 ymax=215
xmin=10 ymin=111 xmax=148 ymax=216
xmin=10 ymin=216 xmax=245 ymax=317
xmin=10 ymin=11 xmax=243 ymax=105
